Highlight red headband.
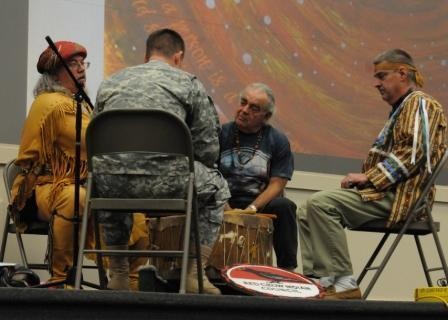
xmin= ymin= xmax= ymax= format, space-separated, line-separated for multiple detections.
xmin=374 ymin=61 xmax=424 ymax=88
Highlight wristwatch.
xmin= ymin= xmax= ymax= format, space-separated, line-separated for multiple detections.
xmin=247 ymin=204 xmax=257 ymax=212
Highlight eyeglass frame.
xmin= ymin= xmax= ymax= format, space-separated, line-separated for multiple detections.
xmin=66 ymin=59 xmax=90 ymax=70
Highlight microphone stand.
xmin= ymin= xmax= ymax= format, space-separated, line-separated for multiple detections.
xmin=40 ymin=36 xmax=96 ymax=288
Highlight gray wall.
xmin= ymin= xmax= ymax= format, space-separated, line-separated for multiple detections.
xmin=0 ymin=0 xmax=28 ymax=145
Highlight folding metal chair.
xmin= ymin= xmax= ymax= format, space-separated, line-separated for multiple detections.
xmin=351 ymin=150 xmax=448 ymax=299
xmin=0 ymin=159 xmax=48 ymax=270
xmin=1 ymin=159 xmax=101 ymax=289
xmin=75 ymin=109 xmax=203 ymax=293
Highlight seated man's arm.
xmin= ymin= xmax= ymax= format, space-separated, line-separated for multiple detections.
xmin=189 ymin=79 xmax=221 ymax=168
xmin=364 ymin=94 xmax=446 ymax=191
xmin=249 ymin=177 xmax=287 ymax=211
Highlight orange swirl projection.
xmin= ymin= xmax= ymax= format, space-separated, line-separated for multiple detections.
xmin=104 ymin=0 xmax=448 ymax=161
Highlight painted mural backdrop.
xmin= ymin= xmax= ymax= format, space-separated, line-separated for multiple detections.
xmin=105 ymin=0 xmax=448 ymax=161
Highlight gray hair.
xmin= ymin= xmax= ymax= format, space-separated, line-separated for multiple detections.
xmin=241 ymin=82 xmax=276 ymax=115
xmin=373 ymin=49 xmax=417 ymax=85
xmin=33 ymin=73 xmax=72 ymax=97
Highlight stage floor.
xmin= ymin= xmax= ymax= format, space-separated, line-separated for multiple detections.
xmin=0 ymin=287 xmax=446 ymax=320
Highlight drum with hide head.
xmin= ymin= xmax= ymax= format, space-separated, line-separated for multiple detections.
xmin=147 ymin=215 xmax=185 ymax=273
xmin=208 ymin=212 xmax=274 ymax=270
xmin=148 ymin=212 xmax=274 ymax=274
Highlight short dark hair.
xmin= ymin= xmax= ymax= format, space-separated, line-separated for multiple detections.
xmin=146 ymin=28 xmax=185 ymax=58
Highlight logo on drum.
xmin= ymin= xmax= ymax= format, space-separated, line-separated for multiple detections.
xmin=221 ymin=264 xmax=323 ymax=298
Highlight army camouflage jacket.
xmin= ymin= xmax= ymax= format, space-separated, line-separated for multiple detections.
xmin=94 ymin=59 xmax=220 ymax=169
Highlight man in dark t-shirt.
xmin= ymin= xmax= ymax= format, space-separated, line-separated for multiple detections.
xmin=219 ymin=83 xmax=298 ymax=270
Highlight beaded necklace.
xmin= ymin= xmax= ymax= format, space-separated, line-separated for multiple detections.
xmin=233 ymin=125 xmax=264 ymax=167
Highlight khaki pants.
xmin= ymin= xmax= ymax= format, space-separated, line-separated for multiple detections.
xmin=297 ymin=188 xmax=394 ymax=277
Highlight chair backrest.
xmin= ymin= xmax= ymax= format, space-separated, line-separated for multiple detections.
xmin=86 ymin=109 xmax=194 ymax=172
xmin=3 ymin=159 xmax=21 ymax=204
xmin=409 ymin=149 xmax=448 ymax=217
xmin=77 ymin=110 xmax=202 ymax=291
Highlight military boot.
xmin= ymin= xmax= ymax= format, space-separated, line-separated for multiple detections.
xmin=128 ymin=236 xmax=149 ymax=291
xmin=186 ymin=245 xmax=220 ymax=294
xmin=107 ymin=245 xmax=130 ymax=290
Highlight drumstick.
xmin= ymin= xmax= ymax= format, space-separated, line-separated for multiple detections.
xmin=225 ymin=210 xmax=276 ymax=219
xmin=255 ymin=213 xmax=277 ymax=219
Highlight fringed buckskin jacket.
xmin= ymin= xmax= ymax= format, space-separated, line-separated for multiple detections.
xmin=10 ymin=91 xmax=91 ymax=231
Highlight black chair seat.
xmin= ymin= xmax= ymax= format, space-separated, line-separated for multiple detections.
xmin=352 ymin=219 xmax=440 ymax=236
xmin=7 ymin=221 xmax=48 ymax=235
xmin=0 ymin=159 xmax=50 ymax=270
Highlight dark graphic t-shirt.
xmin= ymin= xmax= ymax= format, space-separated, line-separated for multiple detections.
xmin=219 ymin=122 xmax=293 ymax=206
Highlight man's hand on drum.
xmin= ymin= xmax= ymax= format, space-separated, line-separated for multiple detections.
xmin=224 ymin=202 xmax=233 ymax=211
xmin=224 ymin=202 xmax=257 ymax=214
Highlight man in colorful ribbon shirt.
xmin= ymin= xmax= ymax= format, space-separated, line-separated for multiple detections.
xmin=297 ymin=49 xmax=447 ymax=299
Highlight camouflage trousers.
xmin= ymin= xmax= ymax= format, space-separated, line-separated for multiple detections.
xmin=96 ymin=161 xmax=230 ymax=248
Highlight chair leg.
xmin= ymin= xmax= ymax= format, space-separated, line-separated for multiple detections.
xmin=432 ymin=231 xmax=448 ymax=283
xmin=179 ymin=215 xmax=190 ymax=292
xmin=179 ymin=178 xmax=204 ymax=294
xmin=192 ymin=198 xmax=203 ymax=293
xmin=179 ymin=216 xmax=190 ymax=293
xmin=15 ymin=232 xmax=29 ymax=268
xmin=74 ymin=212 xmax=88 ymax=289
xmin=415 ymin=235 xmax=432 ymax=286
xmin=93 ymin=214 xmax=108 ymax=289
xmin=179 ymin=178 xmax=202 ymax=293
xmin=75 ymin=179 xmax=92 ymax=289
xmin=428 ymin=215 xmax=448 ymax=283
xmin=0 ymin=210 xmax=30 ymax=268
xmin=357 ymin=233 xmax=390 ymax=286
xmin=0 ymin=213 xmax=10 ymax=261
xmin=362 ymin=232 xmax=405 ymax=299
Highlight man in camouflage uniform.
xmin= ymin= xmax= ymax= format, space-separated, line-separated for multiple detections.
xmin=93 ymin=28 xmax=230 ymax=293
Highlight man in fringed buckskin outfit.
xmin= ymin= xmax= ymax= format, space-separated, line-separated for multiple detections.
xmin=11 ymin=41 xmax=149 ymax=288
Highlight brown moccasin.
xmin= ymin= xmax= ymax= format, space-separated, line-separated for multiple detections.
xmin=322 ymin=287 xmax=362 ymax=300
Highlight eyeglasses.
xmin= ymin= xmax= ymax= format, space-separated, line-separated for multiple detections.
xmin=67 ymin=60 xmax=90 ymax=70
